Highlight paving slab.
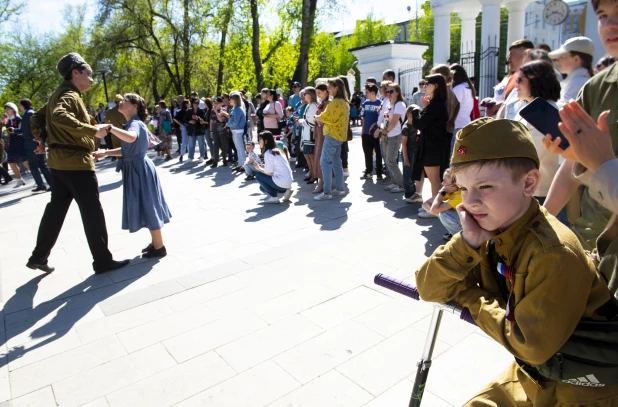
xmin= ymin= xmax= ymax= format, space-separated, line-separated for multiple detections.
xmin=0 ymin=132 xmax=514 ymax=406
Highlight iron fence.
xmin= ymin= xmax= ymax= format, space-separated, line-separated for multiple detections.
xmin=398 ymin=60 xmax=425 ymax=106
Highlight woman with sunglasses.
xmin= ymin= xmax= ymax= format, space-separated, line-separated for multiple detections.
xmin=412 ymin=80 xmax=427 ymax=107
xmin=411 ymin=74 xmax=449 ymax=198
xmin=514 ymin=60 xmax=562 ymax=204
xmin=374 ymin=83 xmax=406 ymax=194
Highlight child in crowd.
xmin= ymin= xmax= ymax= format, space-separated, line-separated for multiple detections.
xmin=282 ymin=106 xmax=295 ymax=150
xmin=419 ymin=167 xmax=462 ymax=240
xmin=416 ymin=118 xmax=618 ymax=405
xmin=402 ymin=105 xmax=422 ymax=203
xmin=243 ymin=140 xmax=262 ymax=181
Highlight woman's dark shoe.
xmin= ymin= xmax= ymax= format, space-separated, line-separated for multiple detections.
xmin=93 ymin=259 xmax=130 ymax=274
xmin=26 ymin=262 xmax=55 ymax=273
xmin=142 ymin=243 xmax=154 ymax=253
xmin=306 ymin=178 xmax=317 ymax=184
xmin=210 ymin=163 xmax=218 ymax=168
xmin=165 ymin=156 xmax=172 ymax=161
xmin=245 ymin=175 xmax=255 ymax=181
xmin=303 ymin=175 xmax=311 ymax=181
xmin=143 ymin=246 xmax=167 ymax=258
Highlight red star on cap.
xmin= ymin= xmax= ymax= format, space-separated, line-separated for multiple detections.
xmin=457 ymin=146 xmax=467 ymax=155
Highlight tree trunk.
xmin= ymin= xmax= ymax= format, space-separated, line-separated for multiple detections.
xmin=182 ymin=0 xmax=191 ymax=95
xmin=249 ymin=0 xmax=263 ymax=93
xmin=216 ymin=0 xmax=235 ymax=95
xmin=292 ymin=0 xmax=317 ymax=86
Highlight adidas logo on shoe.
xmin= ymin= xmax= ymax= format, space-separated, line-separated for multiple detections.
xmin=562 ymin=374 xmax=605 ymax=387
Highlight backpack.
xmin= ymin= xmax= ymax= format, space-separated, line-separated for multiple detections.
xmin=161 ymin=109 xmax=172 ymax=134
xmin=534 ymin=215 xmax=618 ymax=386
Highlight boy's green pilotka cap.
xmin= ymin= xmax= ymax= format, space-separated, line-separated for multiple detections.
xmin=451 ymin=117 xmax=540 ymax=168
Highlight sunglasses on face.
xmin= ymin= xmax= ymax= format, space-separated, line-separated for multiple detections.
xmin=385 ymin=90 xmax=395 ymax=94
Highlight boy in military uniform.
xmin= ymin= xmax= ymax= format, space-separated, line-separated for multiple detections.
xmin=415 ymin=118 xmax=618 ymax=406
xmin=27 ymin=53 xmax=129 ymax=274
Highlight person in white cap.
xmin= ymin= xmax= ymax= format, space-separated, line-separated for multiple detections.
xmin=549 ymin=36 xmax=595 ymax=106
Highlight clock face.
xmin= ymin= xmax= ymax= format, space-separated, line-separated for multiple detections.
xmin=543 ymin=0 xmax=570 ymax=26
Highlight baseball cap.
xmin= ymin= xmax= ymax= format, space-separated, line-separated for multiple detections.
xmin=548 ymin=36 xmax=595 ymax=58
xmin=292 ymin=81 xmax=301 ymax=88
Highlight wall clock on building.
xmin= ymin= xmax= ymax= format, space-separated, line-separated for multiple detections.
xmin=543 ymin=0 xmax=570 ymax=25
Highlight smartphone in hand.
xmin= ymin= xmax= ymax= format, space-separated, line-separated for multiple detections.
xmin=519 ymin=98 xmax=569 ymax=150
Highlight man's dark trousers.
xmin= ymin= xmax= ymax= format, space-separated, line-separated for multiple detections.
xmin=361 ymin=133 xmax=383 ymax=174
xmin=213 ymin=132 xmax=228 ymax=164
xmin=29 ymin=170 xmax=113 ymax=268
xmin=27 ymin=151 xmax=52 ymax=188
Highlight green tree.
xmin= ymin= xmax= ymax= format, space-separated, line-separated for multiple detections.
xmin=310 ymin=12 xmax=397 ymax=89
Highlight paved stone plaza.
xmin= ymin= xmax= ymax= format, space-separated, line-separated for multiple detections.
xmin=0 ymin=131 xmax=514 ymax=407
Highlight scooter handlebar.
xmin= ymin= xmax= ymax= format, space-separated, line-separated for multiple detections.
xmin=373 ymin=273 xmax=420 ymax=300
xmin=374 ymin=273 xmax=477 ymax=326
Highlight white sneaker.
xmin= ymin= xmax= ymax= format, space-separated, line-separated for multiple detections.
xmin=282 ymin=189 xmax=293 ymax=201
xmin=418 ymin=210 xmax=438 ymax=218
xmin=383 ymin=184 xmax=396 ymax=191
xmin=407 ymin=193 xmax=423 ymax=203
xmin=198 ymin=157 xmax=204 ymax=163
xmin=187 ymin=158 xmax=194 ymax=162
xmin=263 ymin=196 xmax=280 ymax=204
xmin=332 ymin=189 xmax=346 ymax=196
xmin=13 ymin=179 xmax=25 ymax=188
xmin=343 ymin=171 xmax=350 ymax=177
xmin=390 ymin=186 xmax=404 ymax=193
xmin=314 ymin=192 xmax=333 ymax=201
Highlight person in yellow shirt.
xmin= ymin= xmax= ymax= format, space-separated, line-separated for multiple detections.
xmin=313 ymin=77 xmax=349 ymax=201
xmin=419 ymin=167 xmax=462 ymax=240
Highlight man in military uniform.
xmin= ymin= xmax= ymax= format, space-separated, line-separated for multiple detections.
xmin=103 ymin=94 xmax=126 ymax=158
xmin=27 ymin=53 xmax=129 ymax=274
xmin=416 ymin=118 xmax=618 ymax=405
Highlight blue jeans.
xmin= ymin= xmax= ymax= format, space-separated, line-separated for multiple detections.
xmin=256 ymin=172 xmax=286 ymax=197
xmin=180 ymin=125 xmax=189 ymax=156
xmin=320 ymin=136 xmax=344 ymax=195
xmin=402 ymin=146 xmax=416 ymax=196
xmin=204 ymin=129 xmax=214 ymax=158
xmin=439 ymin=209 xmax=462 ymax=235
xmin=244 ymin=162 xmax=257 ymax=176
xmin=27 ymin=150 xmax=51 ymax=187
xmin=188 ymin=133 xmax=205 ymax=159
xmin=231 ymin=130 xmax=247 ymax=166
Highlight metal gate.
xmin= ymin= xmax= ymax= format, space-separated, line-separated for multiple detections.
xmin=459 ymin=41 xmax=476 ymax=83
xmin=477 ymin=36 xmax=500 ymax=100
xmin=398 ymin=60 xmax=425 ymax=106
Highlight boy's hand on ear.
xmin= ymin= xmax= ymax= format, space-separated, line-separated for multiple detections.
xmin=456 ymin=204 xmax=496 ymax=249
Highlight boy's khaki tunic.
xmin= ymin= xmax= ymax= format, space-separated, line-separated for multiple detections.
xmin=30 ymin=81 xmax=98 ymax=171
xmin=416 ymin=201 xmax=618 ymax=406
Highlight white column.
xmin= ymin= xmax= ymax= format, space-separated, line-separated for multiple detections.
xmin=505 ymin=1 xmax=531 ymax=47
xmin=478 ymin=0 xmax=502 ymax=98
xmin=432 ymin=4 xmax=453 ymax=65
xmin=479 ymin=0 xmax=502 ymax=52
xmin=458 ymin=9 xmax=481 ymax=54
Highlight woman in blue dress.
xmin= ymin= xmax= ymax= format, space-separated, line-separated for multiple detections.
xmin=94 ymin=94 xmax=171 ymax=258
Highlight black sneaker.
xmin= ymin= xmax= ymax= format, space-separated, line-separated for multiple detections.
xmin=26 ymin=262 xmax=55 ymax=273
xmin=143 ymin=246 xmax=167 ymax=258
xmin=376 ymin=174 xmax=384 ymax=181
xmin=443 ymin=233 xmax=453 ymax=241
xmin=205 ymin=159 xmax=214 ymax=165
xmin=179 ymin=155 xmax=184 ymax=162
xmin=210 ymin=163 xmax=218 ymax=168
xmin=360 ymin=172 xmax=372 ymax=180
xmin=142 ymin=243 xmax=154 ymax=253
xmin=245 ymin=175 xmax=255 ymax=181
xmin=32 ymin=186 xmax=47 ymax=192
xmin=93 ymin=259 xmax=130 ymax=274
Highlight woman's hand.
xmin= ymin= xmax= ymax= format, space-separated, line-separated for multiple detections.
xmin=94 ymin=124 xmax=111 ymax=139
xmin=33 ymin=138 xmax=46 ymax=154
xmin=456 ymin=204 xmax=496 ymax=249
xmin=93 ymin=150 xmax=107 ymax=160
xmin=542 ymin=101 xmax=614 ymax=172
xmin=373 ymin=128 xmax=380 ymax=138
xmin=403 ymin=158 xmax=410 ymax=167
xmin=420 ymin=96 xmax=430 ymax=108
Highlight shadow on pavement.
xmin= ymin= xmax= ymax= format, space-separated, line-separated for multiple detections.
xmin=0 ymin=255 xmax=160 ymax=370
